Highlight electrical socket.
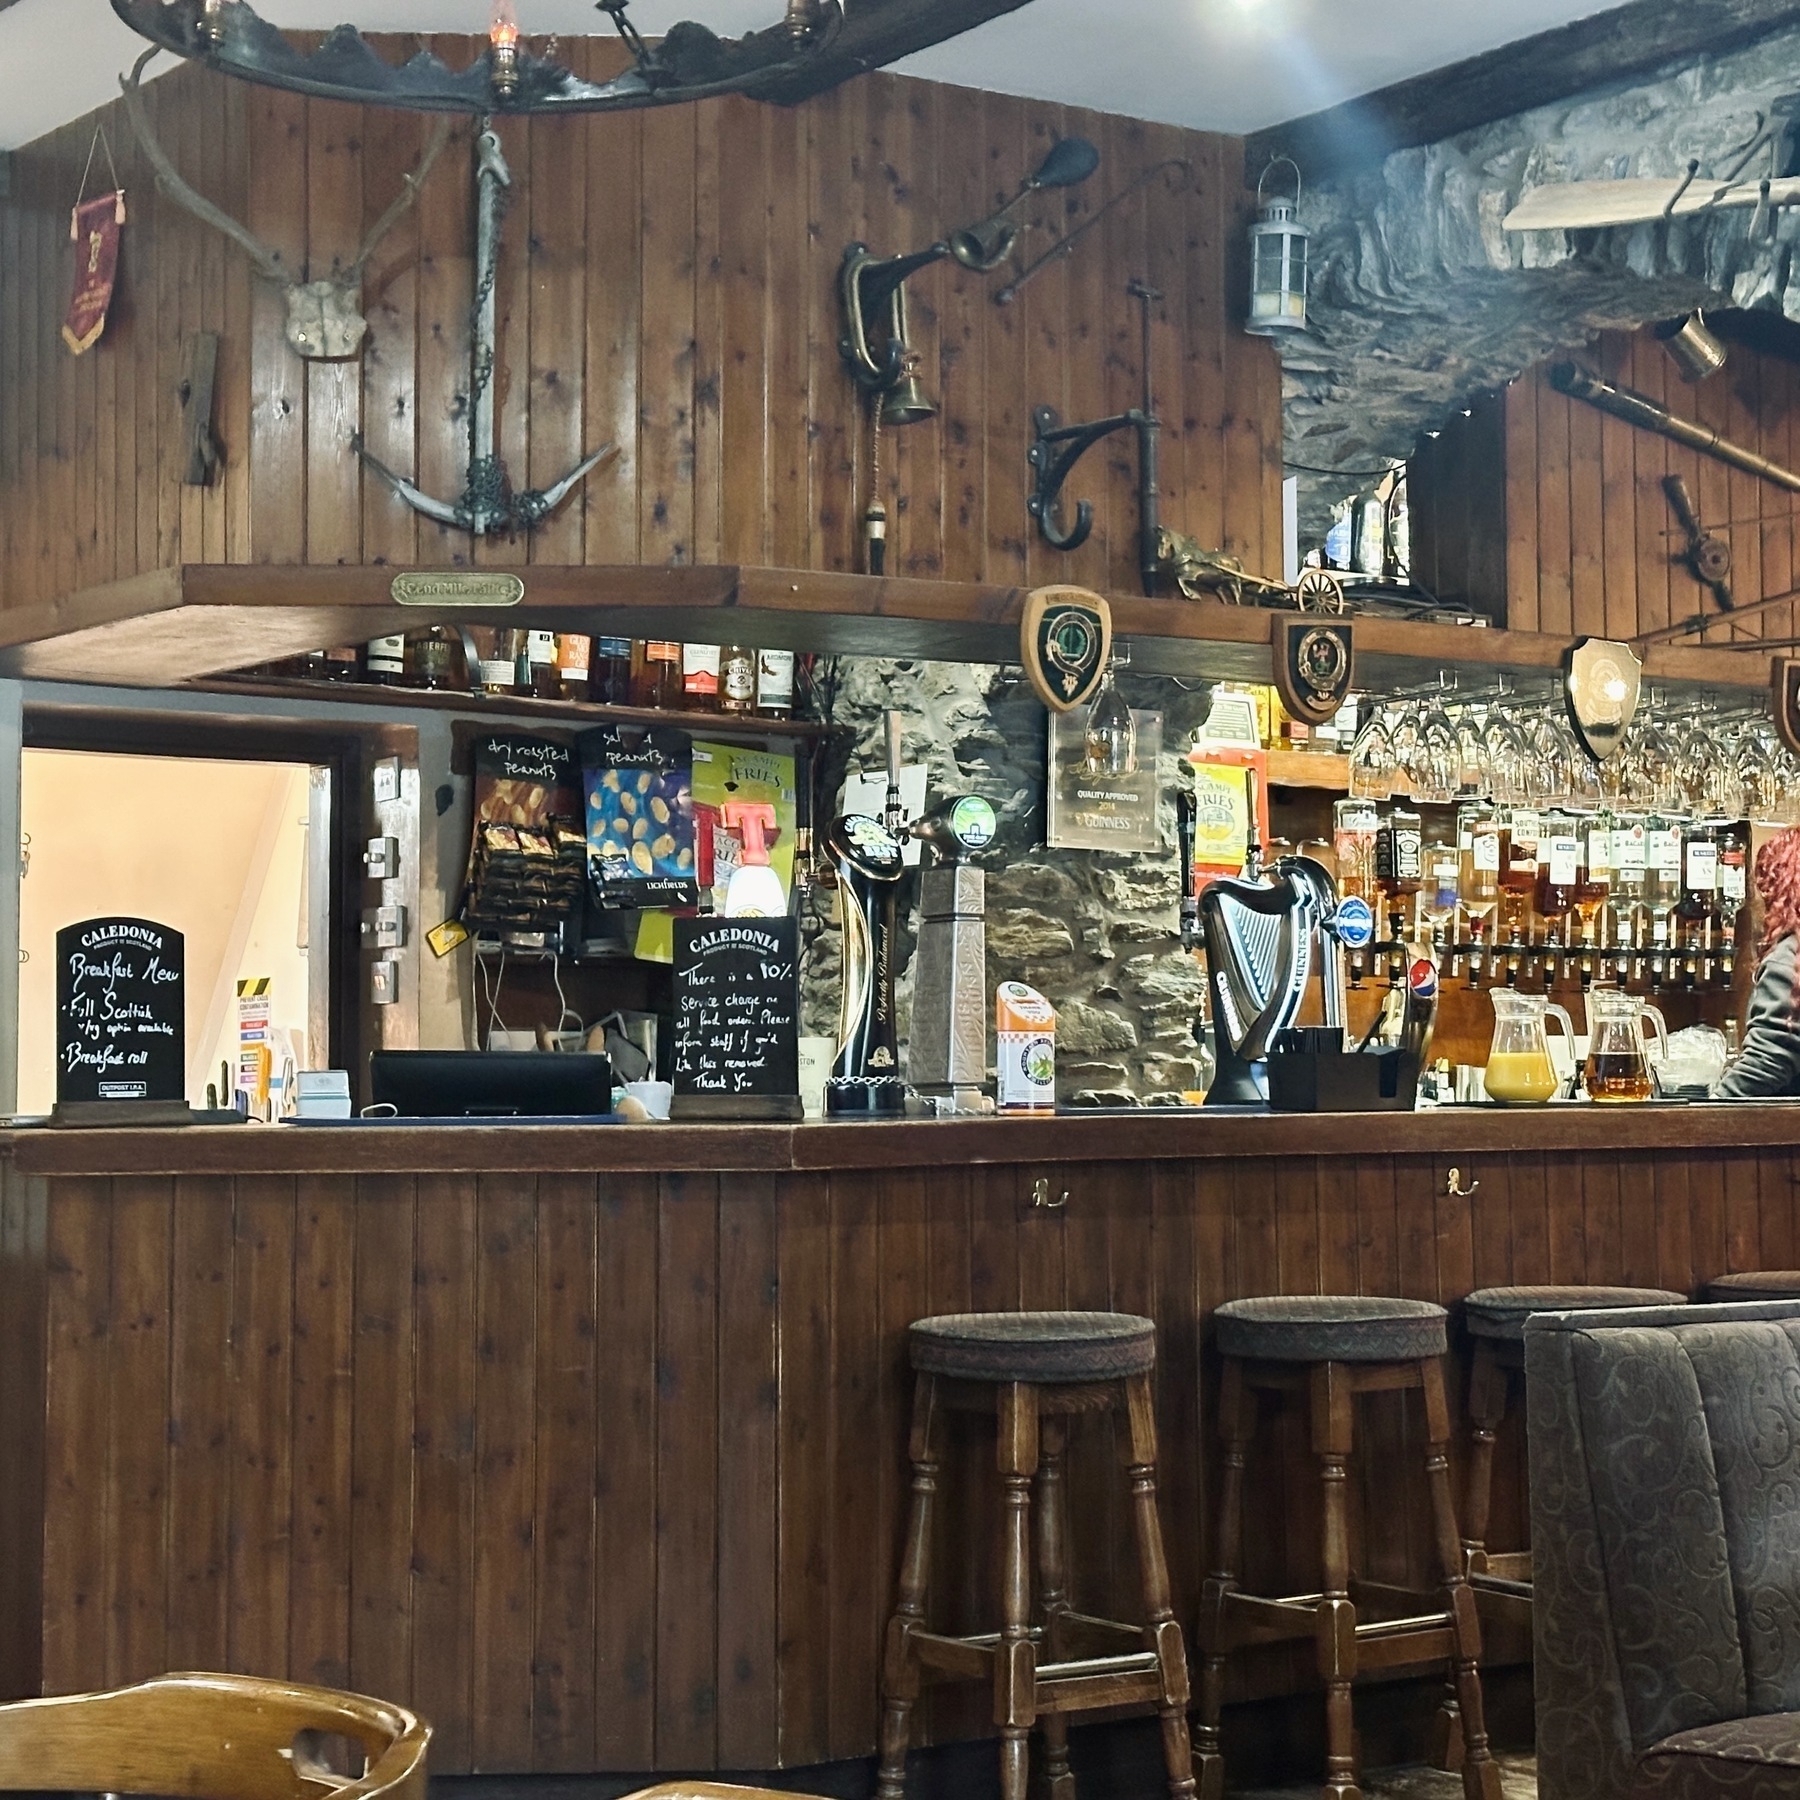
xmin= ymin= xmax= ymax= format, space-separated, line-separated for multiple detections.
xmin=370 ymin=958 xmax=400 ymax=1005
xmin=373 ymin=756 xmax=402 ymax=806
xmin=363 ymin=834 xmax=400 ymax=879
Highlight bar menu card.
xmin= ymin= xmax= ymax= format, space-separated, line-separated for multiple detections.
xmin=55 ymin=916 xmax=185 ymax=1103
xmin=671 ymin=916 xmax=799 ymax=1103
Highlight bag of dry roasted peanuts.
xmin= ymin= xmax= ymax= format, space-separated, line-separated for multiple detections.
xmin=579 ymin=723 xmax=698 ymax=912
xmin=461 ymin=734 xmax=586 ymax=932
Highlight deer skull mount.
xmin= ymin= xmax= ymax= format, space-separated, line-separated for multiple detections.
xmin=120 ymin=50 xmax=450 ymax=361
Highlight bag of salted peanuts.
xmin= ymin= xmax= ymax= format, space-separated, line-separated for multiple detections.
xmin=579 ymin=723 xmax=699 ymax=913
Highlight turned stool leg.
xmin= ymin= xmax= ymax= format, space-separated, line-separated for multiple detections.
xmin=1462 ymin=1340 xmax=1509 ymax=1576
xmin=1421 ymin=1360 xmax=1504 ymax=1800
xmin=1310 ymin=1363 xmax=1360 ymax=1800
xmin=876 ymin=1375 xmax=941 ymax=1800
xmin=1121 ymin=1372 xmax=1196 ymax=1800
xmin=996 ymin=1381 xmax=1041 ymax=1800
xmin=1195 ymin=1359 xmax=1252 ymax=1800
xmin=1036 ymin=1415 xmax=1076 ymax=1800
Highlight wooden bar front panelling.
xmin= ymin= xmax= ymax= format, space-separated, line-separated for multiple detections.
xmin=0 ymin=54 xmax=1283 ymax=615
xmin=0 ymin=1137 xmax=1781 ymax=1774
xmin=1409 ymin=321 xmax=1800 ymax=637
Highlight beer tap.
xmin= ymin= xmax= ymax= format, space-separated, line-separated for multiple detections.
xmin=905 ymin=793 xmax=998 ymax=1115
xmin=823 ymin=711 xmax=911 ymax=1116
xmin=1176 ymin=781 xmax=1200 ymax=952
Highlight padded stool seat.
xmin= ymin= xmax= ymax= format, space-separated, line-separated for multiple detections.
xmin=1705 ymin=1270 xmax=1800 ymax=1302
xmin=1464 ymin=1285 xmax=1686 ymax=1341
xmin=909 ymin=1310 xmax=1155 ymax=1383
xmin=1214 ymin=1294 xmax=1446 ymax=1363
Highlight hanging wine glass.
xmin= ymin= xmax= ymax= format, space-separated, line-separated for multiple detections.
xmin=1455 ymin=708 xmax=1489 ymax=798
xmin=1484 ymin=706 xmax=1530 ymax=806
xmin=1348 ymin=713 xmax=1397 ymax=800
xmin=1412 ymin=697 xmax=1461 ymax=806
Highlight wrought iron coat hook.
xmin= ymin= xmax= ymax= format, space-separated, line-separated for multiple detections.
xmin=1027 ymin=278 xmax=1161 ymax=595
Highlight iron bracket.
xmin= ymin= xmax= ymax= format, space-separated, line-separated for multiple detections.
xmin=1025 ymin=276 xmax=1162 ymax=595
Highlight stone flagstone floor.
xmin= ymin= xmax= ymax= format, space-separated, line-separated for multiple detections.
xmin=1233 ymin=1756 xmax=1538 ymax=1799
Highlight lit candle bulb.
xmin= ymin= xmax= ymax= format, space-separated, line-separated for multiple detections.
xmin=198 ymin=0 xmax=225 ymax=46
xmin=489 ymin=0 xmax=520 ymax=98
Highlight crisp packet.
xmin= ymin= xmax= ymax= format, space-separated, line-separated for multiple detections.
xmin=579 ymin=724 xmax=698 ymax=909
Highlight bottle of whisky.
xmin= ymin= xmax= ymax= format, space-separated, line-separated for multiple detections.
xmin=630 ymin=640 xmax=683 ymax=709
xmin=719 ymin=645 xmax=758 ymax=716
xmin=365 ymin=635 xmax=408 ymax=687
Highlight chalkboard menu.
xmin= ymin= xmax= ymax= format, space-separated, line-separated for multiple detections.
xmin=55 ymin=916 xmax=185 ymax=1104
xmin=672 ymin=916 xmax=799 ymax=1105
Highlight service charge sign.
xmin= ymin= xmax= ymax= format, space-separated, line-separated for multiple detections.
xmin=55 ymin=917 xmax=185 ymax=1103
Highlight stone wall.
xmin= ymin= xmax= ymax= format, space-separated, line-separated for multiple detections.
xmin=803 ymin=656 xmax=1216 ymax=1098
xmin=1289 ymin=19 xmax=1800 ymax=536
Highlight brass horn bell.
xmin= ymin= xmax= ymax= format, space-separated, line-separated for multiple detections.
xmin=880 ymin=366 xmax=936 ymax=427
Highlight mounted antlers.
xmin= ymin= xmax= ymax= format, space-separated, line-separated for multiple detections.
xmin=118 ymin=49 xmax=450 ymax=359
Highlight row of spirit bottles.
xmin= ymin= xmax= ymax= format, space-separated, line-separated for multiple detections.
xmin=1333 ymin=800 xmax=1748 ymax=987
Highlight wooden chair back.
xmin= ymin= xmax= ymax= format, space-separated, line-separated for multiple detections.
xmin=0 ymin=1673 xmax=427 ymax=1800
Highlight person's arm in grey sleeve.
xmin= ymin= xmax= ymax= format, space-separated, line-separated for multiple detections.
xmin=1718 ymin=934 xmax=1800 ymax=1097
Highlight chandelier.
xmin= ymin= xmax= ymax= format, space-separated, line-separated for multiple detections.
xmin=110 ymin=0 xmax=845 ymax=114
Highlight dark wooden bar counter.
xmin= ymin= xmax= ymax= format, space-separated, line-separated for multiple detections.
xmin=0 ymin=1108 xmax=1788 ymax=1776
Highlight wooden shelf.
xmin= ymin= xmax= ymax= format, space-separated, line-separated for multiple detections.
xmin=1265 ymin=748 xmax=1350 ymax=789
xmin=187 ymin=674 xmax=829 ymax=740
xmin=0 ymin=561 xmax=1776 ymax=694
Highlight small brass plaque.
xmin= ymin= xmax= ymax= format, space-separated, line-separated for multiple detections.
xmin=390 ymin=571 xmax=524 ymax=607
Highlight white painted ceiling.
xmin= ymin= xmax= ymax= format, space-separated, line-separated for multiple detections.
xmin=0 ymin=0 xmax=1614 ymax=151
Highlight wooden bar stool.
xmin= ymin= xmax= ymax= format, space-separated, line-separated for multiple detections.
xmin=1704 ymin=1270 xmax=1800 ymax=1301
xmin=1460 ymin=1284 xmax=1685 ymax=1585
xmin=1194 ymin=1296 xmax=1502 ymax=1800
xmin=875 ymin=1310 xmax=1195 ymax=1800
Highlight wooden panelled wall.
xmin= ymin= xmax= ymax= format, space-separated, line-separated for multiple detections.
xmin=3 ymin=1146 xmax=1775 ymax=1775
xmin=1410 ymin=323 xmax=1800 ymax=638
xmin=0 ymin=47 xmax=1283 ymax=617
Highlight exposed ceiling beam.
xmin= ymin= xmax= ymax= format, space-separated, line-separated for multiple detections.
xmin=1245 ymin=0 xmax=1800 ymax=183
xmin=750 ymin=0 xmax=1036 ymax=103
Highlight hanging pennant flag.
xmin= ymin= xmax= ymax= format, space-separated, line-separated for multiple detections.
xmin=63 ymin=190 xmax=126 ymax=355
xmin=63 ymin=124 xmax=126 ymax=356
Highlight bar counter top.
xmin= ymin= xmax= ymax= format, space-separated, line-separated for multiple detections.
xmin=3 ymin=1098 xmax=1797 ymax=1174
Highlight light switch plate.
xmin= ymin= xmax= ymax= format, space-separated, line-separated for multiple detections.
xmin=373 ymin=756 xmax=402 ymax=806
xmin=370 ymin=958 xmax=400 ymax=1005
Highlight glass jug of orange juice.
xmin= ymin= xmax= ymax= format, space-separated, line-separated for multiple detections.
xmin=1484 ymin=991 xmax=1575 ymax=1103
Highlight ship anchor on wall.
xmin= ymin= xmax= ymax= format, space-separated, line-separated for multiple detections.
xmin=354 ymin=121 xmax=617 ymax=536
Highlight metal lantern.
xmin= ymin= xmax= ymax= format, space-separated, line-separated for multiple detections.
xmin=1247 ymin=158 xmax=1308 ymax=336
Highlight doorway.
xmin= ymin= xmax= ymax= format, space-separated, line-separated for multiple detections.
xmin=17 ymin=748 xmax=332 ymax=1115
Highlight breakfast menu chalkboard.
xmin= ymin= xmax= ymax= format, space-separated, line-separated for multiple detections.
xmin=55 ymin=916 xmax=185 ymax=1103
xmin=672 ymin=916 xmax=799 ymax=1100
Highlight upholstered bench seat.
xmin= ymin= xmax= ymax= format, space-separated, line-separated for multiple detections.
xmin=1704 ymin=1270 xmax=1800 ymax=1302
xmin=1464 ymin=1285 xmax=1687 ymax=1340
xmin=1636 ymin=1712 xmax=1800 ymax=1797
xmin=1213 ymin=1294 xmax=1446 ymax=1363
xmin=908 ymin=1310 xmax=1155 ymax=1383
